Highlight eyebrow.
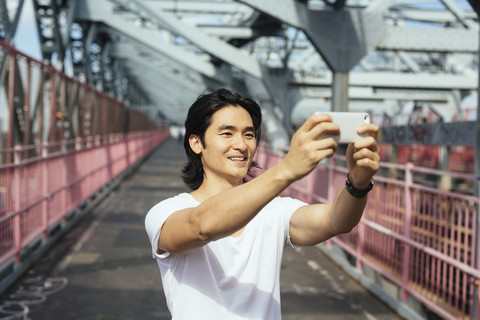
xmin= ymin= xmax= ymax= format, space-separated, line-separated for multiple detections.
xmin=217 ymin=124 xmax=255 ymax=132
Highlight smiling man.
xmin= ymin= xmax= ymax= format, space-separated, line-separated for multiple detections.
xmin=145 ymin=88 xmax=380 ymax=320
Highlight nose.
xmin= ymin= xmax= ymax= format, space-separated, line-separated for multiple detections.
xmin=232 ymin=134 xmax=247 ymax=151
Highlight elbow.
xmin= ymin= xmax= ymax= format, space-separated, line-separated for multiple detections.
xmin=196 ymin=226 xmax=210 ymax=242
xmin=192 ymin=213 xmax=214 ymax=242
xmin=337 ymin=225 xmax=354 ymax=235
xmin=330 ymin=222 xmax=356 ymax=236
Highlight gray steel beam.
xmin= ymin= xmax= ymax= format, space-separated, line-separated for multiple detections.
xmin=1 ymin=0 xmax=25 ymax=43
xmin=292 ymin=72 xmax=478 ymax=90
xmin=237 ymin=0 xmax=386 ymax=72
xmin=440 ymin=0 xmax=475 ymax=28
xmin=198 ymin=26 xmax=255 ymax=39
xmin=142 ymin=1 xmax=254 ymax=15
xmin=378 ymin=26 xmax=478 ymax=52
xmin=388 ymin=8 xmax=478 ymax=23
xmin=110 ymin=0 xmax=263 ymax=78
xmin=74 ymin=0 xmax=230 ymax=83
xmin=108 ymin=42 xmax=204 ymax=88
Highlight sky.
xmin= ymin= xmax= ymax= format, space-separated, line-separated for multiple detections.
xmin=11 ymin=0 xmax=42 ymax=60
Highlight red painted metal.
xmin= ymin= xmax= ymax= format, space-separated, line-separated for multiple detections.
xmin=0 ymin=39 xmax=170 ymax=289
xmin=255 ymin=143 xmax=480 ymax=320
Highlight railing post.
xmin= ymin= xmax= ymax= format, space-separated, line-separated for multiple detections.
xmin=473 ymin=176 xmax=480 ymax=319
xmin=42 ymin=142 xmax=49 ymax=239
xmin=402 ymin=162 xmax=414 ymax=301
xmin=328 ymin=157 xmax=336 ymax=203
xmin=326 ymin=157 xmax=336 ymax=247
xmin=357 ymin=221 xmax=365 ymax=271
xmin=13 ymin=146 xmax=22 ymax=263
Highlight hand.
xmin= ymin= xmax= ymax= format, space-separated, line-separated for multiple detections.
xmin=346 ymin=123 xmax=380 ymax=189
xmin=281 ymin=113 xmax=340 ymax=182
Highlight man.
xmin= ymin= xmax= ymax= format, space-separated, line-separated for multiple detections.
xmin=145 ymin=88 xmax=380 ymax=319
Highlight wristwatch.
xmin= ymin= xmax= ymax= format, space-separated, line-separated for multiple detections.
xmin=345 ymin=173 xmax=374 ymax=198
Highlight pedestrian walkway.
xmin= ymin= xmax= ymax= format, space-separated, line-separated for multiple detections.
xmin=0 ymin=139 xmax=402 ymax=320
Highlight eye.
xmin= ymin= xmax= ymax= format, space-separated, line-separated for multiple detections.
xmin=221 ymin=132 xmax=232 ymax=136
xmin=245 ymin=133 xmax=255 ymax=139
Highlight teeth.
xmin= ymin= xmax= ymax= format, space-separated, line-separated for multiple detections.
xmin=230 ymin=157 xmax=245 ymax=161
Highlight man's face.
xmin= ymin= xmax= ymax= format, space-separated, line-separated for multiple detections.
xmin=196 ymin=105 xmax=257 ymax=186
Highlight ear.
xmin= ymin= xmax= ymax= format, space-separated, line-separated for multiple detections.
xmin=189 ymin=134 xmax=203 ymax=155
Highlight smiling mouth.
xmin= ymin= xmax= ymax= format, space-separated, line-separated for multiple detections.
xmin=229 ymin=157 xmax=247 ymax=161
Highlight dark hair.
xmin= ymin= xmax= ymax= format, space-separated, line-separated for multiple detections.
xmin=181 ymin=88 xmax=262 ymax=190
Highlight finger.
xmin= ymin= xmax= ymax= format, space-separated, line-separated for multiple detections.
xmin=353 ymin=136 xmax=378 ymax=152
xmin=310 ymin=122 xmax=340 ymax=140
xmin=312 ymin=136 xmax=338 ymax=153
xmin=301 ymin=113 xmax=333 ymax=132
xmin=354 ymin=157 xmax=380 ymax=171
xmin=356 ymin=123 xmax=379 ymax=139
xmin=353 ymin=148 xmax=380 ymax=163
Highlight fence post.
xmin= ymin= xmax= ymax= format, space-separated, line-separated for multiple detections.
xmin=326 ymin=157 xmax=336 ymax=247
xmin=42 ymin=142 xmax=49 ymax=239
xmin=401 ymin=162 xmax=414 ymax=301
xmin=13 ymin=146 xmax=22 ymax=263
xmin=472 ymin=176 xmax=480 ymax=319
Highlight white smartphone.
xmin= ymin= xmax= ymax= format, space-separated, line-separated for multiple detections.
xmin=320 ymin=112 xmax=371 ymax=143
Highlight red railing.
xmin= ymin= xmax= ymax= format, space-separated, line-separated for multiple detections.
xmin=0 ymin=131 xmax=169 ymax=266
xmin=0 ymin=40 xmax=170 ymax=286
xmin=255 ymin=143 xmax=479 ymax=320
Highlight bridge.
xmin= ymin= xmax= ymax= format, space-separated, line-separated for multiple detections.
xmin=0 ymin=1 xmax=479 ymax=319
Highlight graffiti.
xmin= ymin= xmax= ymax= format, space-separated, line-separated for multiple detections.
xmin=0 ymin=276 xmax=68 ymax=320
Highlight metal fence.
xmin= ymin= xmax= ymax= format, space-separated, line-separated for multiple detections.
xmin=0 ymin=131 xmax=168 ymax=266
xmin=255 ymin=143 xmax=479 ymax=320
xmin=0 ymin=40 xmax=170 ymax=290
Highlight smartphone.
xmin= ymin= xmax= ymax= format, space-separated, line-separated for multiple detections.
xmin=321 ymin=112 xmax=371 ymax=143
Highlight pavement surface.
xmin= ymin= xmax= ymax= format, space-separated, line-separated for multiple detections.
xmin=0 ymin=139 xmax=403 ymax=320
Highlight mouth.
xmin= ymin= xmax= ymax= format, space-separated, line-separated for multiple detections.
xmin=228 ymin=156 xmax=248 ymax=164
xmin=229 ymin=157 xmax=247 ymax=161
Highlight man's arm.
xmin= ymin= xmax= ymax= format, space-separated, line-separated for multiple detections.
xmin=289 ymin=123 xmax=380 ymax=246
xmin=157 ymin=113 xmax=341 ymax=254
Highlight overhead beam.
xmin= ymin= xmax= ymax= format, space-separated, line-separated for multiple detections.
xmin=378 ymin=26 xmax=478 ymax=52
xmin=141 ymin=0 xmax=253 ymax=15
xmin=74 ymin=0 xmax=230 ymax=83
xmin=111 ymin=0 xmax=263 ymax=78
xmin=292 ymin=72 xmax=478 ymax=90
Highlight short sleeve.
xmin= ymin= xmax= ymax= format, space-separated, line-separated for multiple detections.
xmin=144 ymin=193 xmax=196 ymax=259
xmin=273 ymin=197 xmax=307 ymax=248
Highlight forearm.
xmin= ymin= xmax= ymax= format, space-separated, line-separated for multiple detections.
xmin=194 ymin=162 xmax=294 ymax=241
xmin=328 ymin=186 xmax=368 ymax=235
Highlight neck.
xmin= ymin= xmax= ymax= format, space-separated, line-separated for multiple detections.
xmin=191 ymin=176 xmax=243 ymax=203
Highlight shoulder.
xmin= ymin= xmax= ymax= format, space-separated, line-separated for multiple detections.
xmin=146 ymin=193 xmax=196 ymax=221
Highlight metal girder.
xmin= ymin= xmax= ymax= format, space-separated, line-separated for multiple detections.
xmin=0 ymin=0 xmax=25 ymax=43
xmin=107 ymin=39 xmax=205 ymax=86
xmin=32 ymin=0 xmax=75 ymax=69
xmin=16 ymin=0 xmax=477 ymax=145
xmin=0 ymin=0 xmax=25 ymax=85
xmin=388 ymin=8 xmax=478 ymax=23
xmin=141 ymin=1 xmax=254 ymax=15
xmin=113 ymin=52 xmax=204 ymax=122
xmin=292 ymin=71 xmax=478 ymax=90
xmin=74 ymin=0 xmax=231 ymax=83
xmin=378 ymin=26 xmax=478 ymax=52
xmin=198 ymin=26 xmax=255 ymax=39
xmin=237 ymin=0 xmax=386 ymax=72
xmin=440 ymin=0 xmax=475 ymax=28
xmin=110 ymin=0 xmax=263 ymax=79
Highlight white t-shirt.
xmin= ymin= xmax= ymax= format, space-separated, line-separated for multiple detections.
xmin=145 ymin=193 xmax=307 ymax=320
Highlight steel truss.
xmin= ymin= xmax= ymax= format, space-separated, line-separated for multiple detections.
xmin=0 ymin=0 xmax=478 ymax=144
